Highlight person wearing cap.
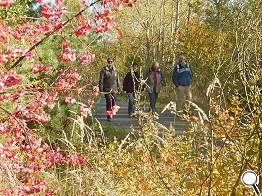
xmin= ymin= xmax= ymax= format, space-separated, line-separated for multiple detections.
xmin=99 ymin=58 xmax=120 ymax=121
xmin=122 ymin=63 xmax=143 ymax=117
xmin=144 ymin=62 xmax=166 ymax=114
xmin=172 ymin=56 xmax=193 ymax=110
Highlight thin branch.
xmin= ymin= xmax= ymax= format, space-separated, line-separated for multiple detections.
xmin=141 ymin=133 xmax=176 ymax=194
xmin=9 ymin=0 xmax=101 ymax=70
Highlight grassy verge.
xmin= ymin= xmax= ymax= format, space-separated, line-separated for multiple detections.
xmin=88 ymin=116 xmax=128 ymax=143
xmin=101 ymin=123 xmax=128 ymax=142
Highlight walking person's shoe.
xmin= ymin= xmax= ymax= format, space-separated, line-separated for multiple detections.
xmin=107 ymin=115 xmax=112 ymax=121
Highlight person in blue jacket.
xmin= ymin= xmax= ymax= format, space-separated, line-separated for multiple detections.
xmin=172 ymin=56 xmax=193 ymax=110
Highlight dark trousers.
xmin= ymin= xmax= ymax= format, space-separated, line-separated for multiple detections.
xmin=127 ymin=92 xmax=135 ymax=115
xmin=105 ymin=93 xmax=116 ymax=112
xmin=149 ymin=91 xmax=158 ymax=112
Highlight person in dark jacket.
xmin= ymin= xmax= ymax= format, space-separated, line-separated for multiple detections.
xmin=144 ymin=62 xmax=166 ymax=114
xmin=172 ymin=56 xmax=193 ymax=110
xmin=123 ymin=63 xmax=143 ymax=117
xmin=99 ymin=58 xmax=120 ymax=121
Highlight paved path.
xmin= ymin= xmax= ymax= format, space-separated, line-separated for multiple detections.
xmin=94 ymin=98 xmax=187 ymax=135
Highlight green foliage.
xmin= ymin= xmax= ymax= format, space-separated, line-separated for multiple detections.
xmin=115 ymin=92 xmax=128 ymax=102
xmin=38 ymin=102 xmax=77 ymax=146
xmin=50 ymin=81 xmax=261 ymax=194
xmin=1 ymin=0 xmax=261 ymax=194
xmin=101 ymin=123 xmax=128 ymax=142
xmin=0 ymin=0 xmax=31 ymax=20
xmin=124 ymin=55 xmax=142 ymax=66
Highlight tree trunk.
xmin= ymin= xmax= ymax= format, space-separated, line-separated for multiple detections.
xmin=161 ymin=0 xmax=166 ymax=63
xmin=172 ymin=0 xmax=180 ymax=63
xmin=157 ymin=0 xmax=165 ymax=63
xmin=187 ymin=0 xmax=191 ymax=22
xmin=169 ymin=0 xmax=175 ymax=65
xmin=145 ymin=0 xmax=152 ymax=65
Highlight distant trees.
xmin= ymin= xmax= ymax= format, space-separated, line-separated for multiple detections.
xmin=110 ymin=0 xmax=261 ymax=104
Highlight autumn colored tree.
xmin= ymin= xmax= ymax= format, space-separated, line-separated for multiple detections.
xmin=0 ymin=0 xmax=261 ymax=195
xmin=0 ymin=0 xmax=138 ymax=194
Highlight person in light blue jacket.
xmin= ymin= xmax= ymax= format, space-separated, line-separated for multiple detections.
xmin=172 ymin=56 xmax=193 ymax=110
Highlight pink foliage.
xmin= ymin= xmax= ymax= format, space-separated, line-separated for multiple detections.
xmin=0 ymin=0 xmax=14 ymax=7
xmin=56 ymin=68 xmax=81 ymax=92
xmin=0 ymin=71 xmax=23 ymax=90
xmin=92 ymin=85 xmax=100 ymax=97
xmin=65 ymin=96 xmax=76 ymax=104
xmin=79 ymin=54 xmax=95 ymax=65
xmin=79 ymin=105 xmax=89 ymax=117
xmin=32 ymin=64 xmax=50 ymax=74
xmin=105 ymin=105 xmax=120 ymax=117
xmin=87 ymin=99 xmax=95 ymax=107
xmin=75 ymin=24 xmax=92 ymax=36
xmin=0 ymin=0 xmax=134 ymax=194
xmin=59 ymin=40 xmax=76 ymax=62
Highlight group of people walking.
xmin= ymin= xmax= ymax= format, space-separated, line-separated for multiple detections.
xmin=99 ymin=56 xmax=193 ymax=121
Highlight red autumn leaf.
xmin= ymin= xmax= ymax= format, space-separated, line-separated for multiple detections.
xmin=115 ymin=27 xmax=123 ymax=38
xmin=79 ymin=14 xmax=86 ymax=26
